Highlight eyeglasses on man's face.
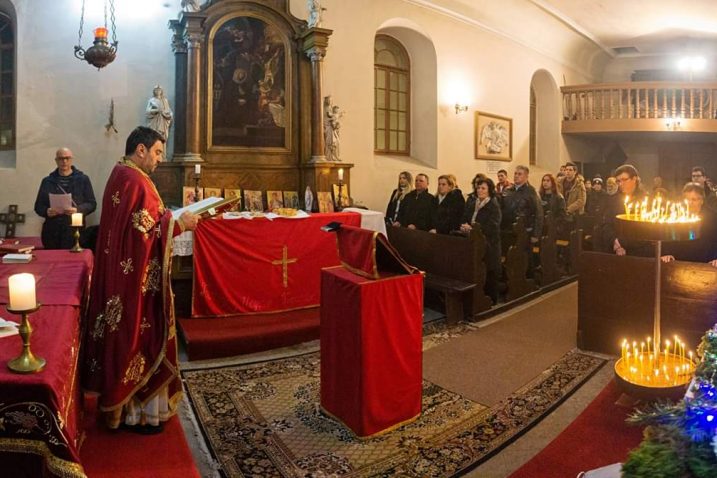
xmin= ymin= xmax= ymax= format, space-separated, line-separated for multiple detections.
xmin=615 ymin=175 xmax=634 ymax=184
xmin=56 ymin=156 xmax=72 ymax=161
xmin=692 ymin=173 xmax=704 ymax=178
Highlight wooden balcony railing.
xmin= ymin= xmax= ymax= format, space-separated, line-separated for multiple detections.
xmin=561 ymin=82 xmax=717 ymax=134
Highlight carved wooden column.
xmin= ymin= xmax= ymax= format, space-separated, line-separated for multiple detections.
xmin=168 ymin=19 xmax=187 ymax=156
xmin=176 ymin=11 xmax=205 ymax=163
xmin=300 ymin=27 xmax=332 ymax=163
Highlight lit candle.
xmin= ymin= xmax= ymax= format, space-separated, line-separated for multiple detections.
xmin=8 ymin=273 xmax=36 ymax=311
xmin=71 ymin=212 xmax=83 ymax=227
xmin=624 ymin=196 xmax=629 ymax=215
xmin=195 ymin=164 xmax=201 ymax=175
xmin=338 ymin=168 xmax=344 ymax=181
xmin=94 ymin=27 xmax=108 ymax=40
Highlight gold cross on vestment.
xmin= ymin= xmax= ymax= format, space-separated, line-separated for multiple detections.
xmin=271 ymin=245 xmax=298 ymax=288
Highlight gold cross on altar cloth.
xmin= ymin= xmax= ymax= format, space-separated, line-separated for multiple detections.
xmin=271 ymin=245 xmax=298 ymax=288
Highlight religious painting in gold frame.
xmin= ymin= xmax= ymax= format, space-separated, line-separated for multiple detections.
xmin=183 ymin=186 xmax=204 ymax=206
xmin=203 ymin=187 xmax=223 ymax=199
xmin=267 ymin=190 xmax=284 ymax=209
xmin=244 ymin=190 xmax=264 ymax=212
xmin=282 ymin=191 xmax=299 ymax=209
xmin=332 ymin=183 xmax=349 ymax=209
xmin=474 ymin=111 xmax=512 ymax=161
xmin=317 ymin=192 xmax=334 ymax=213
xmin=207 ymin=13 xmax=291 ymax=151
xmin=224 ymin=188 xmax=242 ymax=211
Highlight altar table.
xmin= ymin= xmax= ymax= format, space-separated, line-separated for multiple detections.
xmin=0 ymin=250 xmax=93 ymax=478
xmin=192 ymin=212 xmax=361 ymax=317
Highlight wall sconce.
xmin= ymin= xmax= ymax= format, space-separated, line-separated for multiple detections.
xmin=665 ymin=117 xmax=681 ymax=130
xmin=455 ymin=104 xmax=469 ymax=114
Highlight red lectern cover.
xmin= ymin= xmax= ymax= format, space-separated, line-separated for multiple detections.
xmin=336 ymin=224 xmax=419 ymax=279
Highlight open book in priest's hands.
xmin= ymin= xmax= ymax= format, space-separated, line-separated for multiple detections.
xmin=171 ymin=196 xmax=240 ymax=220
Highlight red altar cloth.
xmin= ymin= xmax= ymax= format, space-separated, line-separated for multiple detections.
xmin=0 ymin=250 xmax=92 ymax=478
xmin=192 ymin=212 xmax=361 ymax=316
xmin=320 ymin=266 xmax=423 ymax=437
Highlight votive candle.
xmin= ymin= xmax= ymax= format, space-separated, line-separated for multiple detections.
xmin=9 ymin=273 xmax=36 ymax=311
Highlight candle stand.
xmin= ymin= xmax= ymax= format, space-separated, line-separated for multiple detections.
xmin=70 ymin=226 xmax=83 ymax=253
xmin=336 ymin=179 xmax=344 ymax=212
xmin=613 ymin=214 xmax=700 ymax=399
xmin=194 ymin=173 xmax=201 ymax=204
xmin=6 ymin=304 xmax=45 ymax=374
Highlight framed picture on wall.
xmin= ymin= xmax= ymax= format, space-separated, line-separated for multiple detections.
xmin=474 ymin=111 xmax=512 ymax=161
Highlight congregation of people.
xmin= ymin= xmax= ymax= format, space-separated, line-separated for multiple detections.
xmin=386 ymin=162 xmax=717 ymax=303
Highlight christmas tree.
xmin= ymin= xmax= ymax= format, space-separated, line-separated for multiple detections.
xmin=622 ymin=325 xmax=717 ymax=477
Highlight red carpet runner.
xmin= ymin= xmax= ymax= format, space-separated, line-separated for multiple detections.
xmin=179 ymin=307 xmax=320 ymax=360
xmin=80 ymin=395 xmax=200 ymax=478
xmin=509 ymin=380 xmax=643 ymax=477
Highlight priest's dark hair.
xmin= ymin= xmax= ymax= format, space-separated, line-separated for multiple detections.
xmin=125 ymin=126 xmax=165 ymax=156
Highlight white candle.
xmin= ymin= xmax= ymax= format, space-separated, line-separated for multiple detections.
xmin=338 ymin=168 xmax=344 ymax=181
xmin=71 ymin=212 xmax=83 ymax=227
xmin=9 ymin=273 xmax=36 ymax=311
xmin=195 ymin=164 xmax=201 ymax=175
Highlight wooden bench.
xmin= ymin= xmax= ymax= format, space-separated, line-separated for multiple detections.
xmin=423 ymin=274 xmax=476 ymax=325
xmin=387 ymin=226 xmax=492 ymax=323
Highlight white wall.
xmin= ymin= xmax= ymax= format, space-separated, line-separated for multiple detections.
xmin=2 ymin=0 xmax=602 ymax=236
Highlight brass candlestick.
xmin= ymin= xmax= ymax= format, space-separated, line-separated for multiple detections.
xmin=70 ymin=226 xmax=83 ymax=253
xmin=7 ymin=304 xmax=45 ymax=374
xmin=336 ymin=180 xmax=344 ymax=212
xmin=194 ymin=173 xmax=201 ymax=203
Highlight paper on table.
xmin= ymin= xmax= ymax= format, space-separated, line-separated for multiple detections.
xmin=49 ymin=193 xmax=73 ymax=211
xmin=2 ymin=253 xmax=33 ymax=263
xmin=0 ymin=317 xmax=19 ymax=339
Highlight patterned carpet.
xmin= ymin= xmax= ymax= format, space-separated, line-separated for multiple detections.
xmin=182 ymin=345 xmax=605 ymax=477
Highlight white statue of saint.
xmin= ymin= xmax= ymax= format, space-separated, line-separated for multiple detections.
xmin=181 ymin=0 xmax=201 ymax=12
xmin=307 ymin=0 xmax=324 ymax=28
xmin=323 ymin=96 xmax=344 ymax=162
xmin=146 ymin=85 xmax=173 ymax=141
xmin=304 ymin=186 xmax=314 ymax=212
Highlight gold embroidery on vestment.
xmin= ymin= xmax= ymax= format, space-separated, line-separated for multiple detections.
xmin=122 ymin=353 xmax=146 ymax=385
xmin=112 ymin=191 xmax=120 ymax=206
xmin=141 ymin=258 xmax=161 ymax=295
xmin=131 ymin=209 xmax=155 ymax=238
xmin=120 ymin=258 xmax=134 ymax=274
xmin=91 ymin=295 xmax=122 ymax=340
xmin=140 ymin=317 xmax=151 ymax=334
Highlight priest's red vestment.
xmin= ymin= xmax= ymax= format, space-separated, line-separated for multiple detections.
xmin=82 ymin=159 xmax=182 ymax=426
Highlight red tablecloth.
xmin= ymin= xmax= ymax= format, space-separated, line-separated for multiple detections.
xmin=320 ymin=266 xmax=423 ymax=437
xmin=192 ymin=212 xmax=361 ymax=317
xmin=0 ymin=250 xmax=92 ymax=478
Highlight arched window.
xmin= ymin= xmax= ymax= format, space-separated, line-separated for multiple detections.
xmin=374 ymin=35 xmax=410 ymax=155
xmin=0 ymin=12 xmax=14 ymax=151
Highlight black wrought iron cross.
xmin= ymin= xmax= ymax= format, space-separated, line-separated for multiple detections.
xmin=0 ymin=205 xmax=25 ymax=238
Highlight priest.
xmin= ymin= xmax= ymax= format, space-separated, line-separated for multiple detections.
xmin=82 ymin=126 xmax=198 ymax=433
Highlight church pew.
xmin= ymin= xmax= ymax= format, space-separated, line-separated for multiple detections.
xmin=505 ymin=217 xmax=537 ymax=300
xmin=386 ymin=226 xmax=492 ymax=322
xmin=578 ymin=251 xmax=717 ymax=355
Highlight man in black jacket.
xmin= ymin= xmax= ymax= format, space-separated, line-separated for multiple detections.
xmin=501 ymin=165 xmax=543 ymax=243
xmin=34 ymin=148 xmax=96 ymax=249
xmin=397 ymin=173 xmax=435 ymax=231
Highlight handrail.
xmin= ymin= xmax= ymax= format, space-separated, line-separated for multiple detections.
xmin=561 ymin=81 xmax=717 ymax=122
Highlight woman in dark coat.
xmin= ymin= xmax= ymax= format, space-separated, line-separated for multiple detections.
xmin=460 ymin=177 xmax=502 ymax=304
xmin=431 ymin=174 xmax=465 ymax=234
xmin=385 ymin=171 xmax=413 ymax=225
xmin=539 ymin=173 xmax=566 ymax=221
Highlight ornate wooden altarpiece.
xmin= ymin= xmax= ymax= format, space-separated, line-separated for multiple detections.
xmin=154 ymin=0 xmax=351 ymax=206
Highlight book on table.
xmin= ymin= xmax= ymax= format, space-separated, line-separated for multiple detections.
xmin=171 ymin=196 xmax=240 ymax=220
xmin=2 ymin=253 xmax=33 ymax=264
xmin=0 ymin=243 xmax=35 ymax=254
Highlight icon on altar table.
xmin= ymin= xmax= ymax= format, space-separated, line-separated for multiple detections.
xmin=267 ymin=190 xmax=284 ymax=210
xmin=244 ymin=190 xmax=264 ymax=212
xmin=304 ymin=186 xmax=314 ymax=212
xmin=183 ymin=186 xmax=204 ymax=206
xmin=283 ymin=191 xmax=300 ymax=209
xmin=204 ymin=187 xmax=222 ymax=199
xmin=332 ymin=183 xmax=350 ymax=209
xmin=317 ymin=191 xmax=334 ymax=213
xmin=224 ymin=189 xmax=242 ymax=211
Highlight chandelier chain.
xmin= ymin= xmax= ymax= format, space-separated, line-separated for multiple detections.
xmin=110 ymin=0 xmax=117 ymax=45
xmin=77 ymin=0 xmax=85 ymax=46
